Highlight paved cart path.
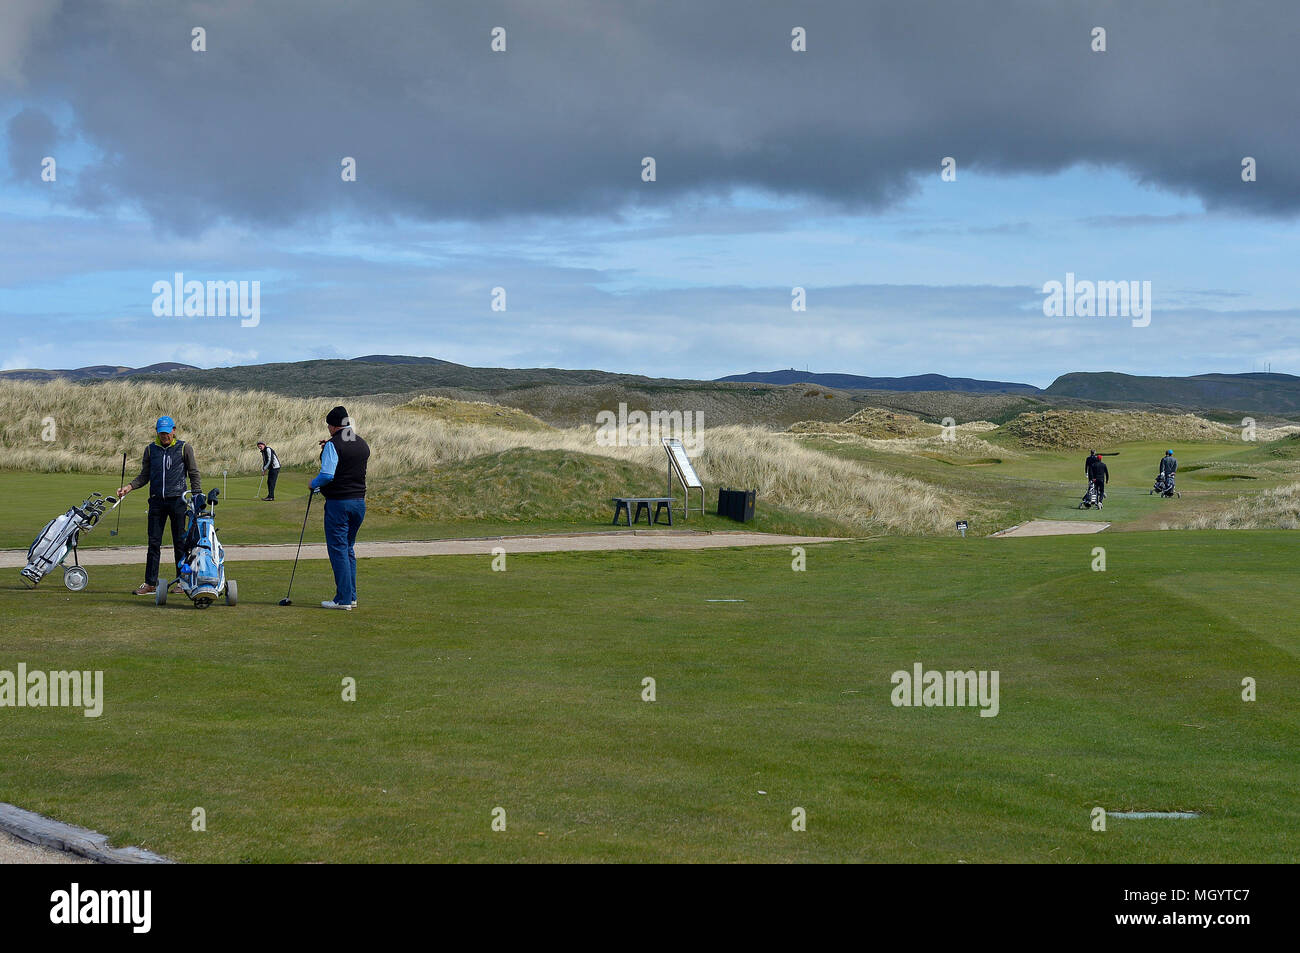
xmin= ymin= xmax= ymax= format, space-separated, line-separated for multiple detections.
xmin=991 ymin=520 xmax=1110 ymax=537
xmin=0 ymin=531 xmax=848 ymax=569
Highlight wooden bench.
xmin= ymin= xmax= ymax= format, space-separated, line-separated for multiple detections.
xmin=611 ymin=497 xmax=674 ymax=527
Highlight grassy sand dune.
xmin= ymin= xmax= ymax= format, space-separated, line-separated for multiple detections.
xmin=1162 ymin=482 xmax=1300 ymax=530
xmin=0 ymin=380 xmax=976 ymax=536
xmin=998 ymin=410 xmax=1239 ymax=450
xmin=788 ymin=406 xmax=938 ymax=439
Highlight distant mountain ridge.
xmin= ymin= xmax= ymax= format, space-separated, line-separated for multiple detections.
xmin=716 ymin=369 xmax=1041 ymax=394
xmin=5 ymin=355 xmax=1300 ymax=417
xmin=350 ymin=355 xmax=456 ymax=366
xmin=0 ymin=362 xmax=197 ymax=382
xmin=1046 ymin=371 xmax=1300 ymax=413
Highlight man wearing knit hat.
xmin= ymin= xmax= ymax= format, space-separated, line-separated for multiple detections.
xmin=309 ymin=405 xmax=370 ymax=610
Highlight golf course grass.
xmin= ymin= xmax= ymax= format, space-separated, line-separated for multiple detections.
xmin=803 ymin=437 xmax=1292 ymax=533
xmin=1 ymin=530 xmax=1295 ymax=863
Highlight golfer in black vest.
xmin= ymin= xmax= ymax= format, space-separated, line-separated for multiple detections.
xmin=116 ymin=415 xmax=203 ymax=595
xmin=257 ymin=441 xmax=281 ymax=501
xmin=309 ymin=405 xmax=370 ymax=610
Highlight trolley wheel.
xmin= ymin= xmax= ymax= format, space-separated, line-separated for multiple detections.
xmin=226 ymin=579 xmax=238 ymax=607
xmin=155 ymin=585 xmax=167 ymax=606
xmin=63 ymin=566 xmax=88 ymax=592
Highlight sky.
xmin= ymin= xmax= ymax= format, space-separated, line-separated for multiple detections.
xmin=2 ymin=0 xmax=1298 ymax=388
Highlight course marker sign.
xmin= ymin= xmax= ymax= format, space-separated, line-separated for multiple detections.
xmin=664 ymin=438 xmax=703 ymax=519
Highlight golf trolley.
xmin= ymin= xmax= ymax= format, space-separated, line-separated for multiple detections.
xmin=157 ymin=488 xmax=237 ymax=609
xmin=1150 ymin=473 xmax=1181 ymax=498
xmin=1079 ymin=479 xmax=1104 ymax=510
xmin=20 ymin=492 xmax=121 ymax=592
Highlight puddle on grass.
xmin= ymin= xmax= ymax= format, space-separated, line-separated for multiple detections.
xmin=1109 ymin=811 xmax=1200 ymax=819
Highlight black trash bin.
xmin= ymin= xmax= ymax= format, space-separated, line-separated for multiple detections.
xmin=717 ymin=487 xmax=756 ymax=523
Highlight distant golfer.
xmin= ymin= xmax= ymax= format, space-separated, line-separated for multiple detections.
xmin=1086 ymin=450 xmax=1110 ymax=501
xmin=1159 ymin=449 xmax=1178 ymax=480
xmin=117 ymin=416 xmax=203 ymax=595
xmin=257 ymin=441 xmax=281 ymax=501
xmin=309 ymin=405 xmax=370 ymax=610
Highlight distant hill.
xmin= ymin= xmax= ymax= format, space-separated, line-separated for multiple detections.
xmin=0 ymin=362 xmax=197 ymax=382
xmin=716 ymin=369 xmax=1041 ymax=394
xmin=350 ymin=355 xmax=457 ymax=366
xmin=125 ymin=357 xmax=690 ymax=396
xmin=9 ymin=355 xmax=1300 ymax=426
xmin=1047 ymin=372 xmax=1300 ymax=414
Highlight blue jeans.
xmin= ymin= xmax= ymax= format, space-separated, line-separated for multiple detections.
xmin=323 ymin=498 xmax=365 ymax=604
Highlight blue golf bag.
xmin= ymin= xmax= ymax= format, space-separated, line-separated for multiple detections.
xmin=157 ymin=489 xmax=237 ymax=608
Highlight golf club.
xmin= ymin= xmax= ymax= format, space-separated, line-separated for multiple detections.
xmin=278 ymin=490 xmax=315 ymax=606
xmin=110 ymin=451 xmax=126 ymax=536
xmin=256 ymin=470 xmax=265 ymax=500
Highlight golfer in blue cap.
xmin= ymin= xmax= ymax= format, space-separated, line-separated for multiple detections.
xmin=117 ymin=415 xmax=203 ymax=595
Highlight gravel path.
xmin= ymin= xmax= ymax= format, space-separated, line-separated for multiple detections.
xmin=0 ymin=829 xmax=90 ymax=864
xmin=0 ymin=531 xmax=847 ymax=569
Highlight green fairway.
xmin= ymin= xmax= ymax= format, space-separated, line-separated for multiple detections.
xmin=801 ymin=437 xmax=1297 ymax=533
xmin=1 ymin=532 xmax=1295 ymax=863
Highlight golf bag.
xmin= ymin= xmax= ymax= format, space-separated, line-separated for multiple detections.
xmin=157 ymin=489 xmax=237 ymax=609
xmin=1151 ymin=471 xmax=1180 ymax=498
xmin=1079 ymin=479 xmax=1103 ymax=510
xmin=20 ymin=492 xmax=118 ymax=591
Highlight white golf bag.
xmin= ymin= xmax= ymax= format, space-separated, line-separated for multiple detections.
xmin=20 ymin=492 xmax=118 ymax=591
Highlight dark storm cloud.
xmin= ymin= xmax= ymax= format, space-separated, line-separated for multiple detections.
xmin=5 ymin=106 xmax=59 ymax=180
xmin=3 ymin=0 xmax=1297 ymax=232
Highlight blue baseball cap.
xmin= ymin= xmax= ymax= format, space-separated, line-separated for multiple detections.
xmin=1166 ymin=449 xmax=1173 ymax=455
xmin=156 ymin=416 xmax=175 ymax=433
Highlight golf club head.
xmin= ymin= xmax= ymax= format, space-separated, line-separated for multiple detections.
xmin=278 ymin=598 xmax=292 ymax=606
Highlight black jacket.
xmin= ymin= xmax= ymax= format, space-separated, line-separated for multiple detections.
xmin=1086 ymin=455 xmax=1108 ymax=483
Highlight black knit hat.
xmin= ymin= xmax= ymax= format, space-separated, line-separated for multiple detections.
xmin=326 ymin=405 xmax=349 ymax=427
